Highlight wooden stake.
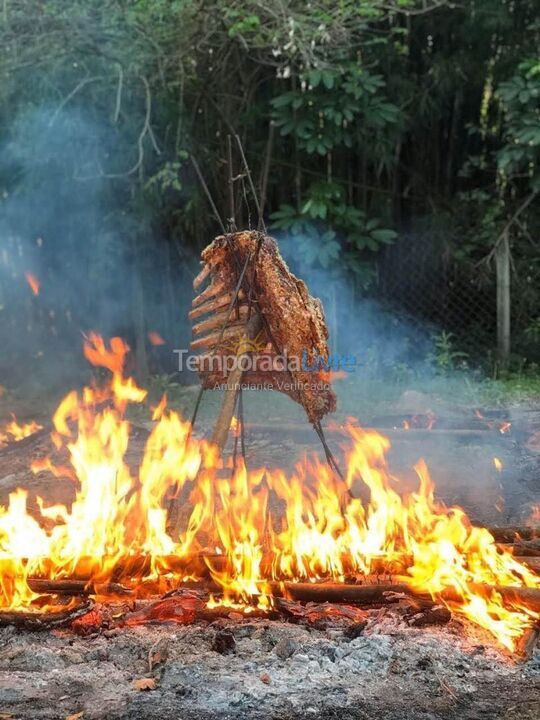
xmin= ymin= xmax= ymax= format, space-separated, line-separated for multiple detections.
xmin=496 ymin=230 xmax=511 ymax=367
xmin=210 ymin=311 xmax=262 ymax=451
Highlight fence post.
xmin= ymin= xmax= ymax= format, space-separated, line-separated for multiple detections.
xmin=495 ymin=231 xmax=511 ymax=367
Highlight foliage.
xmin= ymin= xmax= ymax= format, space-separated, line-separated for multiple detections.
xmin=0 ymin=0 xmax=538 ymax=376
xmin=428 ymin=332 xmax=469 ymax=374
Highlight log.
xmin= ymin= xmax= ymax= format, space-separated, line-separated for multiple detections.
xmin=27 ymin=578 xmax=132 ymax=596
xmin=270 ymin=581 xmax=540 ymax=613
xmin=272 ymin=581 xmax=410 ymax=605
xmin=514 ymin=556 xmax=540 ymax=573
xmin=515 ymin=625 xmax=539 ymax=662
xmin=488 ymin=526 xmax=538 ymax=543
xmin=498 ymin=540 xmax=540 ymax=557
xmin=0 ymin=601 xmax=92 ymax=629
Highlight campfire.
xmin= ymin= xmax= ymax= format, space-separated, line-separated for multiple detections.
xmin=0 ymin=231 xmax=538 ymax=665
xmin=0 ymin=329 xmax=538 ymax=657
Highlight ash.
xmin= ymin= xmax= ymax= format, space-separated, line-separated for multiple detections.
xmin=0 ymin=608 xmax=538 ymax=720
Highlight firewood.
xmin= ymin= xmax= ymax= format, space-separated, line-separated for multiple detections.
xmin=488 ymin=526 xmax=538 ymax=543
xmin=270 ymin=581 xmax=540 ymax=613
xmin=27 ymin=578 xmax=132 ymax=596
xmin=272 ymin=581 xmax=410 ymax=605
xmin=514 ymin=556 xmax=540 ymax=573
xmin=498 ymin=540 xmax=540 ymax=557
xmin=514 ymin=624 xmax=539 ymax=661
xmin=0 ymin=601 xmax=92 ymax=629
xmin=406 ymin=604 xmax=452 ymax=627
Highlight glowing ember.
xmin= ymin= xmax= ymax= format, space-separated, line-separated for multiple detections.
xmin=0 ymin=334 xmax=538 ymax=652
xmin=499 ymin=422 xmax=511 ymax=434
xmin=148 ymin=331 xmax=166 ymax=346
xmin=25 ymin=272 xmax=40 ymax=296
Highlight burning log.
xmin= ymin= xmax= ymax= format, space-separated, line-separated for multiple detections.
xmin=515 ymin=625 xmax=540 ymax=662
xmin=27 ymin=578 xmax=132 ymax=596
xmin=271 ymin=581 xmax=540 ymax=614
xmin=273 ymin=581 xmax=410 ymax=605
xmin=498 ymin=540 xmax=540 ymax=557
xmin=0 ymin=601 xmax=92 ymax=629
xmin=514 ymin=556 xmax=540 ymax=573
xmin=488 ymin=526 xmax=538 ymax=543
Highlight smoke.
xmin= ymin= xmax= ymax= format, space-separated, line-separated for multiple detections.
xmin=0 ymin=107 xmax=197 ymax=395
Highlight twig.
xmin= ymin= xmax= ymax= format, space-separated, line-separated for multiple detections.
xmin=49 ymin=76 xmax=102 ymax=126
xmin=258 ymin=121 xmax=275 ymax=230
xmin=0 ymin=601 xmax=92 ymax=629
xmin=235 ymin=135 xmax=266 ymax=233
xmin=190 ymin=155 xmax=226 ymax=234
xmin=227 ymin=135 xmax=237 ymax=232
xmin=113 ymin=63 xmax=123 ymax=123
xmin=479 ymin=191 xmax=538 ymax=267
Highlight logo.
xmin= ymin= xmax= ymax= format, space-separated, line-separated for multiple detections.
xmin=221 ymin=331 xmax=268 ymax=357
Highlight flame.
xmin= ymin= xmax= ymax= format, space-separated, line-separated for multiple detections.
xmin=0 ymin=416 xmax=43 ymax=446
xmin=0 ymin=335 xmax=537 ymax=651
xmin=499 ymin=422 xmax=511 ymax=434
xmin=493 ymin=457 xmax=503 ymax=472
xmin=25 ymin=272 xmax=40 ymax=296
xmin=148 ymin=331 xmax=166 ymax=346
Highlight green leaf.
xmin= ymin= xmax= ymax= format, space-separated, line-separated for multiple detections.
xmin=371 ymin=229 xmax=397 ymax=243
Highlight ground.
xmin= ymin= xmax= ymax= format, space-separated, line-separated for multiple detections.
xmin=0 ymin=611 xmax=539 ymax=720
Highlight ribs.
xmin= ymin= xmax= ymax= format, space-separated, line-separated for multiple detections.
xmin=190 ymin=231 xmax=337 ymax=424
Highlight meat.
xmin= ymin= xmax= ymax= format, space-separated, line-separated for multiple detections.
xmin=190 ymin=231 xmax=337 ymax=424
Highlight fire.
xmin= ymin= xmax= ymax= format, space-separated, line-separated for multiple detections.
xmin=0 ymin=416 xmax=43 ymax=446
xmin=148 ymin=331 xmax=166 ymax=346
xmin=493 ymin=457 xmax=503 ymax=472
xmin=499 ymin=421 xmax=511 ymax=434
xmin=0 ymin=335 xmax=538 ymax=652
xmin=25 ymin=272 xmax=40 ymax=296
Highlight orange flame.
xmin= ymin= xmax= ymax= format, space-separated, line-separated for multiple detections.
xmin=148 ymin=331 xmax=166 ymax=346
xmin=25 ymin=272 xmax=40 ymax=296
xmin=0 ymin=416 xmax=43 ymax=447
xmin=0 ymin=335 xmax=537 ymax=651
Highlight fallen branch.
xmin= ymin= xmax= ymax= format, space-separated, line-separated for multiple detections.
xmin=27 ymin=578 xmax=132 ymax=596
xmin=273 ymin=581 xmax=410 ymax=605
xmin=489 ymin=526 xmax=538 ymax=543
xmin=514 ymin=556 xmax=540 ymax=573
xmin=515 ymin=625 xmax=540 ymax=662
xmin=270 ymin=581 xmax=540 ymax=613
xmin=498 ymin=540 xmax=540 ymax=557
xmin=0 ymin=601 xmax=92 ymax=629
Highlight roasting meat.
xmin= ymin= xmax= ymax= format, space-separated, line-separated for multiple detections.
xmin=190 ymin=231 xmax=337 ymax=424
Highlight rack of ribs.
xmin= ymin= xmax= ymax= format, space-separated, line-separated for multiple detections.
xmin=190 ymin=230 xmax=337 ymax=425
